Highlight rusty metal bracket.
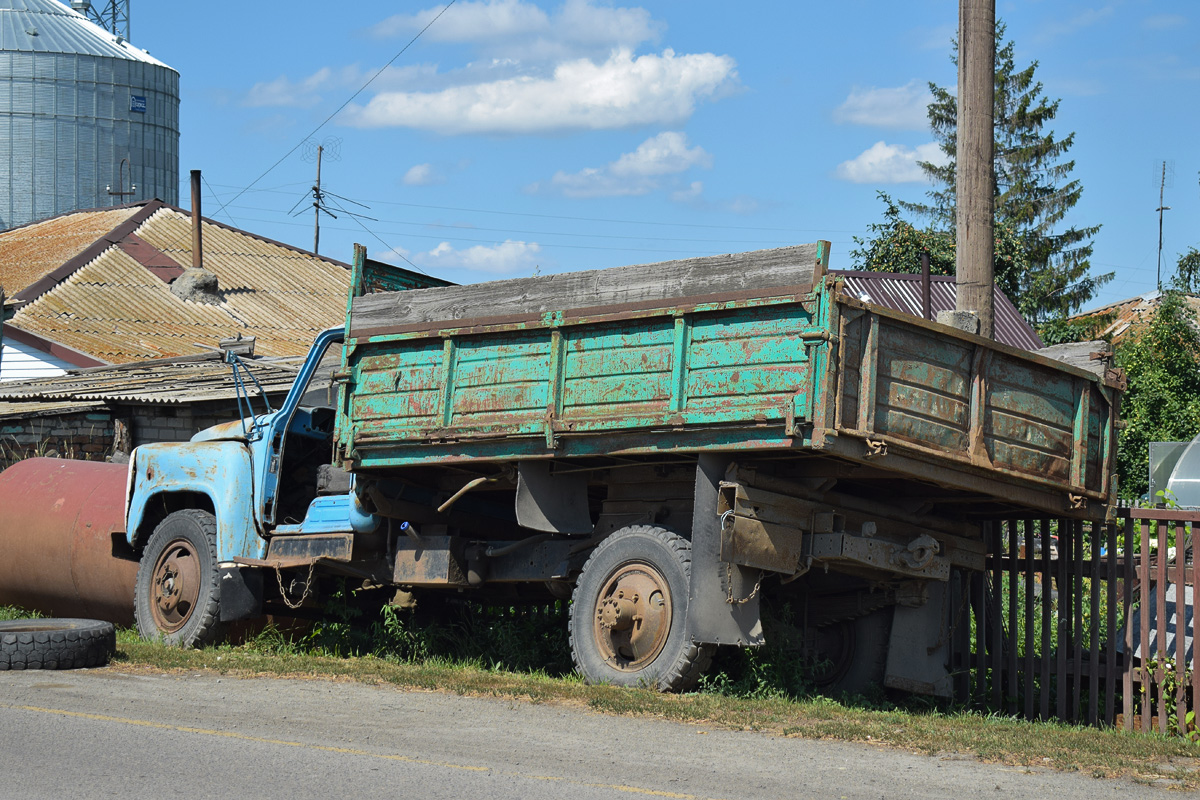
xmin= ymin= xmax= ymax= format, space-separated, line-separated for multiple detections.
xmin=864 ymin=438 xmax=887 ymax=458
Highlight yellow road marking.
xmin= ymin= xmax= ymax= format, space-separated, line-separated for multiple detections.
xmin=3 ymin=703 xmax=711 ymax=799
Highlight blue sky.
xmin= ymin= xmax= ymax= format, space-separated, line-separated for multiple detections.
xmin=133 ymin=0 xmax=1197 ymax=313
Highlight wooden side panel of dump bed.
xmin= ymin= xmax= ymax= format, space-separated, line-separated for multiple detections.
xmin=829 ymin=294 xmax=1119 ymax=500
xmin=337 ymin=246 xmax=1122 ymax=516
xmin=342 ymin=292 xmax=825 ymax=463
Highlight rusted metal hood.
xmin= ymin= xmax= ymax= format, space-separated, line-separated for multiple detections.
xmin=190 ymin=417 xmax=258 ymax=443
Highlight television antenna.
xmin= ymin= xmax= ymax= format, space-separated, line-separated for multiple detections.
xmin=289 ymin=138 xmax=377 ymax=255
xmin=1156 ymin=160 xmax=1174 ymax=291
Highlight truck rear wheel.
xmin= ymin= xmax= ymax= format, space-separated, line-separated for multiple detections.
xmin=134 ymin=509 xmax=224 ymax=648
xmin=569 ymin=525 xmax=713 ymax=692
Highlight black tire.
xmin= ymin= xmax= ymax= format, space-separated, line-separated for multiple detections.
xmin=134 ymin=509 xmax=225 ymax=648
xmin=0 ymin=619 xmax=115 ymax=670
xmin=569 ymin=525 xmax=714 ymax=692
xmin=812 ymin=606 xmax=894 ymax=695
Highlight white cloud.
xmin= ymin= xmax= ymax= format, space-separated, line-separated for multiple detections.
xmin=373 ymin=0 xmax=662 ymax=60
xmin=342 ymin=49 xmax=736 ymax=134
xmin=544 ymin=132 xmax=711 ymax=197
xmin=834 ymin=81 xmax=932 ymax=130
xmin=1035 ymin=4 xmax=1119 ymax=42
xmin=670 ymin=181 xmax=704 ymax=204
xmin=419 ymin=240 xmax=542 ymax=274
xmin=243 ymin=64 xmax=436 ymax=109
xmin=403 ymin=163 xmax=445 ymax=186
xmin=244 ymin=68 xmax=333 ymax=108
xmin=1142 ymin=13 xmax=1187 ymax=30
xmin=835 ymin=141 xmax=946 ymax=184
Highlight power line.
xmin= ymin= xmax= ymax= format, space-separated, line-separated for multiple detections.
xmin=208 ymin=202 xmax=819 ymax=246
xmin=225 ymin=213 xmax=860 ymax=255
xmin=208 ymin=0 xmax=458 ymax=225
xmin=194 ymin=181 xmax=863 ymax=235
xmin=167 ymin=1 xmax=457 ymax=253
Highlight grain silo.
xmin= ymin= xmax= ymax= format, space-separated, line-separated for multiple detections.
xmin=0 ymin=0 xmax=178 ymax=231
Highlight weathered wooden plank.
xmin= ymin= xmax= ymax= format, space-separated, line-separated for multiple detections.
xmin=1024 ymin=519 xmax=1036 ymax=720
xmin=1088 ymin=521 xmax=1101 ymax=727
xmin=1156 ymin=522 xmax=1168 ymax=734
xmin=1072 ymin=519 xmax=1084 ymax=723
xmin=990 ymin=521 xmax=1004 ymax=711
xmin=1057 ymin=521 xmax=1069 ymax=721
xmin=1008 ymin=520 xmax=1019 ymax=715
xmin=351 ymin=243 xmax=826 ymax=333
xmin=1040 ymin=518 xmax=1053 ymax=720
xmin=1122 ymin=519 xmax=1134 ymax=730
xmin=1139 ymin=521 xmax=1151 ymax=733
xmin=1175 ymin=523 xmax=1188 ymax=736
xmin=1192 ymin=525 xmax=1200 ymax=735
xmin=1105 ymin=520 xmax=1118 ymax=726
xmin=1035 ymin=340 xmax=1113 ymax=377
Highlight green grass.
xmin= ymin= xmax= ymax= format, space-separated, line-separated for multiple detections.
xmin=4 ymin=602 xmax=1198 ymax=788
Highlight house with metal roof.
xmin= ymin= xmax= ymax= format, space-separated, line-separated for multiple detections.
xmin=831 ymin=270 xmax=1044 ymax=350
xmin=0 ymin=198 xmax=360 ymax=381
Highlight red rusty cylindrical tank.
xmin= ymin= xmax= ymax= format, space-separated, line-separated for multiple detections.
xmin=0 ymin=458 xmax=137 ymax=626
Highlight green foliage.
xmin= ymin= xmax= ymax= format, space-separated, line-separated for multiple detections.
xmin=903 ymin=21 xmax=1111 ymax=324
xmin=698 ymin=601 xmax=821 ymax=701
xmin=850 ymin=192 xmax=956 ymax=276
xmin=1172 ymin=248 xmax=1200 ymax=294
xmin=850 ymin=193 xmax=1030 ymax=304
xmin=0 ymin=605 xmax=41 ymax=621
xmin=1035 ymin=312 xmax=1115 ymax=346
xmin=1114 ymin=291 xmax=1200 ymax=498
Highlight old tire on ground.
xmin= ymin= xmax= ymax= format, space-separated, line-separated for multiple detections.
xmin=570 ymin=525 xmax=714 ymax=692
xmin=0 ymin=618 xmax=116 ymax=670
xmin=812 ymin=606 xmax=894 ymax=695
xmin=134 ymin=509 xmax=224 ymax=648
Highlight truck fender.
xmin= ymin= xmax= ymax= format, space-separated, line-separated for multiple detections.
xmin=125 ymin=442 xmax=266 ymax=563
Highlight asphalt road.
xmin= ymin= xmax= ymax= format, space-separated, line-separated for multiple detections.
xmin=0 ymin=668 xmax=1182 ymax=799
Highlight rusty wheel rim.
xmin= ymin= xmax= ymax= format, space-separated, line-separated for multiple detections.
xmin=150 ymin=538 xmax=201 ymax=633
xmin=592 ymin=561 xmax=672 ymax=672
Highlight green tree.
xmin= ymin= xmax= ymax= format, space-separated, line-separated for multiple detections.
xmin=1114 ymin=291 xmax=1200 ymax=498
xmin=850 ymin=193 xmax=955 ymax=275
xmin=1172 ymin=247 xmax=1200 ymax=294
xmin=904 ymin=21 xmax=1111 ymax=324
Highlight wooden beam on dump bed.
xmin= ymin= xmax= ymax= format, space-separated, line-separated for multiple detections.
xmin=350 ymin=242 xmax=829 ymax=335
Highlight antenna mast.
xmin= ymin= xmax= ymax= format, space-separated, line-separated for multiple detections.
xmin=1156 ymin=160 xmax=1173 ymax=291
xmin=314 ymin=145 xmax=324 ymax=253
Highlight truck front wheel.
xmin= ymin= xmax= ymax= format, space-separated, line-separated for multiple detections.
xmin=134 ymin=509 xmax=224 ymax=648
xmin=569 ymin=525 xmax=713 ymax=691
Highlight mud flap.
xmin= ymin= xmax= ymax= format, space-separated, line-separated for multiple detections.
xmin=884 ymin=580 xmax=952 ymax=697
xmin=685 ymin=454 xmax=764 ymax=647
xmin=218 ymin=565 xmax=263 ymax=623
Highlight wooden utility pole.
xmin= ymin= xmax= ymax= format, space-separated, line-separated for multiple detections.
xmin=955 ymin=0 xmax=996 ymax=338
xmin=313 ymin=145 xmax=324 ymax=255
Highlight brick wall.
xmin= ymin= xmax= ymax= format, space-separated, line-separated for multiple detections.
xmin=0 ymin=393 xmax=292 ymax=470
xmin=0 ymin=410 xmax=114 ymax=470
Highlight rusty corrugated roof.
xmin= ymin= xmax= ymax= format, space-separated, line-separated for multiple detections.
xmin=832 ymin=270 xmax=1044 ymax=351
xmin=1068 ymin=290 xmax=1200 ymax=345
xmin=0 ymin=352 xmax=302 ymax=404
xmin=1 ymin=201 xmax=352 ymax=363
xmin=0 ymin=206 xmax=142 ymax=295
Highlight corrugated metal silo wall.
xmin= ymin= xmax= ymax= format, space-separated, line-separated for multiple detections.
xmin=0 ymin=50 xmax=179 ymax=230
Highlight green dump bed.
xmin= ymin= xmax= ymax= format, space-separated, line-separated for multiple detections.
xmin=336 ymin=244 xmax=1121 ymax=517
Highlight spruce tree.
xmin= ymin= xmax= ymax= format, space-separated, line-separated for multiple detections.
xmin=903 ymin=21 xmax=1111 ymax=324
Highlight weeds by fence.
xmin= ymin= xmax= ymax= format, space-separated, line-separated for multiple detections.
xmin=956 ymin=508 xmax=1199 ymax=735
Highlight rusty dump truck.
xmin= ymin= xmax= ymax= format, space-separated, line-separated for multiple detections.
xmin=0 ymin=241 xmax=1123 ymax=694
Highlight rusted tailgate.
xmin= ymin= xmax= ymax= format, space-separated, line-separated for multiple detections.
xmin=829 ymin=292 xmax=1120 ymax=503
